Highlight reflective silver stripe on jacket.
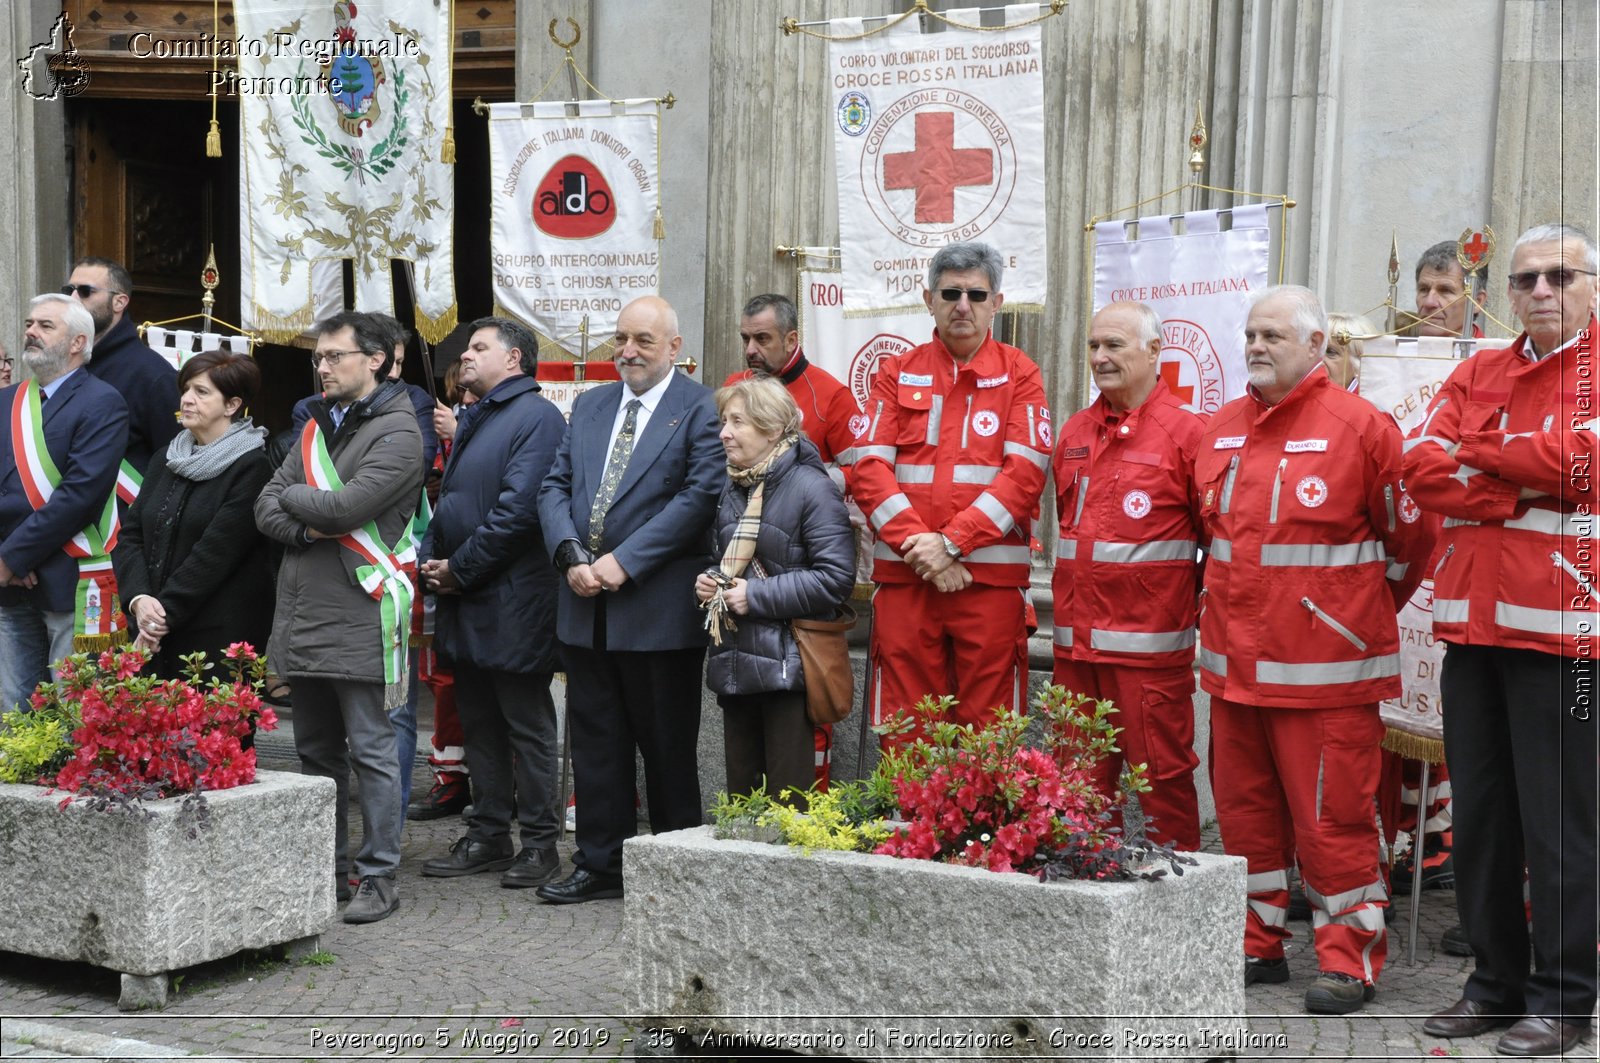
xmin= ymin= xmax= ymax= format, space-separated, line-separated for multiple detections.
xmin=1495 ymin=602 xmax=1600 ymax=636
xmin=838 ymin=444 xmax=895 ymax=466
xmin=973 ymin=491 xmax=1015 ymax=535
xmin=1433 ymin=598 xmax=1470 ymax=624
xmin=1089 ymin=628 xmax=1196 ymax=654
xmin=1091 ymin=539 xmax=1199 ymax=564
xmin=1256 ymin=655 xmax=1400 ymax=686
xmin=925 ymin=395 xmax=944 ymax=446
xmin=1196 ymin=643 xmax=1227 ymax=676
xmin=1002 ymin=442 xmax=1050 ymax=470
xmin=953 ymin=464 xmax=1001 ymax=484
xmin=1056 ymin=536 xmax=1077 ymax=560
xmin=894 ymin=463 xmax=936 ymax=484
xmin=1504 ymin=507 xmax=1597 ymax=538
xmin=1053 ymin=625 xmax=1073 ymax=647
xmin=1304 ymin=876 xmax=1388 ymax=918
xmin=1260 ymin=541 xmax=1384 ymax=567
xmin=1386 ymin=561 xmax=1410 ymax=581
xmin=1208 ymin=538 xmax=1232 ymax=563
xmin=873 ymin=542 xmax=1031 ymax=566
xmin=869 ymin=492 xmax=912 ymax=532
xmin=1248 ymin=898 xmax=1288 ymax=930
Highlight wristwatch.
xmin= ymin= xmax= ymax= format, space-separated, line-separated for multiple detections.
xmin=940 ymin=534 xmax=962 ymax=559
xmin=554 ymin=539 xmax=593 ymax=572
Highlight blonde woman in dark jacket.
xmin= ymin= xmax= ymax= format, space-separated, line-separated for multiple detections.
xmin=695 ymin=377 xmax=854 ymax=799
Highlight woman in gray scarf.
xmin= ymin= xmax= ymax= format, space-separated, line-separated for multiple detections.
xmin=113 ymin=350 xmax=274 ymax=681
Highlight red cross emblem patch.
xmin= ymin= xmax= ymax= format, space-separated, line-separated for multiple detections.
xmin=1399 ymin=492 xmax=1421 ymax=524
xmin=1295 ymin=475 xmax=1329 ymax=508
xmin=1122 ymin=489 xmax=1152 ymax=519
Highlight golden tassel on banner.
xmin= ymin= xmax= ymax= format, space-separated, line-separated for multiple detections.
xmin=440 ymin=0 xmax=457 ymax=163
xmin=204 ymin=0 xmax=223 ymax=156
xmin=653 ymin=207 xmax=665 ymax=241
xmin=440 ymin=128 xmax=457 ymax=164
xmin=1381 ymin=727 xmax=1445 ymax=765
xmin=413 ymin=302 xmax=459 ymax=346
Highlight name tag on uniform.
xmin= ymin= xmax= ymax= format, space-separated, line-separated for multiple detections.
xmin=1061 ymin=445 xmax=1089 ymax=460
xmin=1213 ymin=435 xmax=1246 ymax=450
xmin=1284 ymin=439 xmax=1328 ymax=453
xmin=976 ymin=374 xmax=1010 ymax=388
xmin=899 ymin=372 xmax=933 ymax=387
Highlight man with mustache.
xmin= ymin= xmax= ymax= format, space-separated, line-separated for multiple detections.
xmin=0 ymin=294 xmax=129 ymax=713
xmin=1196 ymin=285 xmax=1432 ymax=1015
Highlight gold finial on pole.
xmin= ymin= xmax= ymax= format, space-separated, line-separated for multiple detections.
xmin=1187 ymin=102 xmax=1208 ymax=176
xmin=1457 ymin=226 xmax=1496 ymax=339
xmin=1386 ymin=231 xmax=1400 ymax=334
xmin=548 ymin=17 xmax=581 ymax=52
xmin=200 ymin=245 xmax=220 ymax=334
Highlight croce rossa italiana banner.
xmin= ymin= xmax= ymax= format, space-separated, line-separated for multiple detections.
xmin=829 ymin=7 xmax=1048 ymax=314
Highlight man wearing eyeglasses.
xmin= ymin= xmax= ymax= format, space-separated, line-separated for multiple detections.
xmin=255 ymin=310 xmax=424 ymax=926
xmin=1405 ymin=223 xmax=1598 ymax=1057
xmin=63 ymin=258 xmax=179 ymax=490
xmin=842 ymin=241 xmax=1050 ymax=746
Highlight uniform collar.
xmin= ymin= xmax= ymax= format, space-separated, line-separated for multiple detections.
xmin=928 ymin=329 xmax=1004 ymax=377
xmin=1514 ymin=314 xmax=1596 ymax=364
xmin=778 ymin=348 xmax=809 ymax=385
xmin=1091 ymin=378 xmax=1171 ymax=438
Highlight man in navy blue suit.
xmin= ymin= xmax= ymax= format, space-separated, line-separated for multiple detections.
xmin=536 ymin=295 xmax=724 ymax=903
xmin=0 ymin=294 xmax=130 ymax=712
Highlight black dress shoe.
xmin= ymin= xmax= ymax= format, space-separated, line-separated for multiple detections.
xmin=1440 ymin=923 xmax=1473 ymax=956
xmin=421 ymin=836 xmax=514 ymax=877
xmin=1423 ymin=997 xmax=1519 ymax=1038
xmin=501 ymin=847 xmax=561 ymax=889
xmin=1494 ymin=1016 xmax=1589 ymax=1057
xmin=407 ymin=778 xmax=470 ymax=821
xmin=535 ymin=868 xmax=624 ymax=904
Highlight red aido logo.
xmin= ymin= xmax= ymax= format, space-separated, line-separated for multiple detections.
xmin=533 ymin=155 xmax=615 ymax=239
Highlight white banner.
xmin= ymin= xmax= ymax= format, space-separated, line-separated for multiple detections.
xmin=1361 ymin=336 xmax=1502 ymax=741
xmin=829 ymin=6 xmax=1048 ymax=314
xmin=235 ymin=0 xmax=455 ymax=343
xmin=1091 ymin=207 xmax=1271 ymax=415
xmin=800 ymin=270 xmax=918 ymax=409
xmin=488 ymin=101 xmax=661 ymax=355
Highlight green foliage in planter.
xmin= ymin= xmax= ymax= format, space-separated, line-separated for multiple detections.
xmin=0 ymin=702 xmax=78 ymax=784
xmin=711 ymin=780 xmax=892 ymax=853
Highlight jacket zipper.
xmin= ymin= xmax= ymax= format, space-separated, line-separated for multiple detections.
xmin=960 ymin=395 xmax=974 ymax=449
xmin=1220 ymin=455 xmax=1240 ymax=514
xmin=868 ymin=399 xmax=884 ymax=441
xmin=1384 ymin=484 xmax=1396 ymax=533
xmin=1072 ymin=475 xmax=1090 ymax=525
xmin=1301 ymin=597 xmax=1368 ymax=651
xmin=1433 ymin=543 xmax=1454 ymax=578
xmin=1268 ymin=458 xmax=1288 ymax=524
xmin=1552 ymin=551 xmax=1594 ymax=595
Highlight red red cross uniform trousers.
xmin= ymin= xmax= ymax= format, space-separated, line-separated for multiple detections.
xmin=842 ymin=331 xmax=1049 ymax=744
xmin=727 ymin=350 xmax=862 ymax=784
xmin=1196 ymin=364 xmax=1433 ymax=985
xmin=1052 ymin=378 xmax=1203 ymax=849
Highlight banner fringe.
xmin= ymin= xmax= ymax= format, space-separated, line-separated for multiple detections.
xmin=843 ymin=304 xmax=926 ymax=320
xmin=414 ymin=303 xmax=459 ymax=346
xmin=249 ymin=302 xmax=314 ymax=345
xmin=74 ymin=629 xmax=129 ymax=654
xmin=1381 ymin=726 xmax=1445 ymax=764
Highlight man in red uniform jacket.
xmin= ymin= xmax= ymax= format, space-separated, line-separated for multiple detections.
xmin=1052 ymin=301 xmax=1203 ymax=850
xmin=1196 ymin=285 xmax=1432 ymax=1015
xmin=1407 ymin=223 xmax=1597 ymax=1058
xmin=724 ymin=293 xmax=861 ymax=786
xmin=842 ymin=242 xmax=1049 ymax=744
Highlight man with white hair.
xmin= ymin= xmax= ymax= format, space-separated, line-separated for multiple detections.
xmin=1195 ymin=285 xmax=1433 ymax=1014
xmin=0 ymin=294 xmax=130 ymax=711
xmin=1406 ymin=223 xmax=1597 ymax=1057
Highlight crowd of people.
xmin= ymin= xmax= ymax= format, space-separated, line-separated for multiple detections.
xmin=0 ymin=227 xmax=1593 ymax=1053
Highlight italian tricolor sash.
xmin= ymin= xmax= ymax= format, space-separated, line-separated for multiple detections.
xmin=300 ymin=419 xmax=415 ymax=686
xmin=115 ymin=459 xmax=142 ymax=505
xmin=8 ymin=380 xmax=126 ymax=650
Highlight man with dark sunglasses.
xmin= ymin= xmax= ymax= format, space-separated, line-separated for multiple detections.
xmin=1406 ymin=222 xmax=1598 ymax=1057
xmin=64 ymin=257 xmax=178 ymax=503
xmin=841 ymin=241 xmax=1049 ymax=747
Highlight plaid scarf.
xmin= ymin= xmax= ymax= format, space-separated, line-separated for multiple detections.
xmin=701 ymin=433 xmax=798 ymax=646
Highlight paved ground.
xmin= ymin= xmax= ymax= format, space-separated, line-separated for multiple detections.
xmin=0 ymin=699 xmax=1589 ymax=1061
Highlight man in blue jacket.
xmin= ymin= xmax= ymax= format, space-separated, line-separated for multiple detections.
xmin=536 ymin=295 xmax=724 ymax=903
xmin=418 ymin=317 xmax=568 ymax=888
xmin=64 ymin=257 xmax=178 ymax=489
xmin=0 ymin=294 xmax=129 ymax=711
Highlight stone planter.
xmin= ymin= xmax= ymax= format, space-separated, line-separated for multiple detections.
xmin=626 ymin=827 xmax=1248 ymax=1061
xmin=0 ymin=769 xmax=336 ymax=1009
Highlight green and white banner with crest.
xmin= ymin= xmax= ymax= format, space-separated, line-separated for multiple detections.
xmin=235 ymin=0 xmax=456 ymax=343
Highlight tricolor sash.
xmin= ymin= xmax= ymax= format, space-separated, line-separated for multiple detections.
xmin=115 ymin=459 xmax=143 ymax=506
xmin=8 ymin=380 xmax=127 ymax=650
xmin=300 ymin=419 xmax=415 ymax=690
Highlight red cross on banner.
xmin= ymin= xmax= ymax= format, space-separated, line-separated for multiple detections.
xmin=882 ymin=112 xmax=994 ymax=225
xmin=1462 ymin=232 xmax=1489 ymax=265
xmin=1159 ymin=360 xmax=1196 ymax=406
